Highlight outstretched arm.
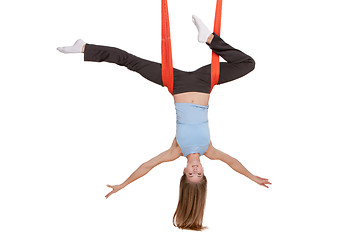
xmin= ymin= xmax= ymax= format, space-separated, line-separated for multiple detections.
xmin=205 ymin=142 xmax=271 ymax=188
xmin=106 ymin=138 xmax=182 ymax=198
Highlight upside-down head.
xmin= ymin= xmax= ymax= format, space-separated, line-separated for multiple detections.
xmin=173 ymin=173 xmax=207 ymax=231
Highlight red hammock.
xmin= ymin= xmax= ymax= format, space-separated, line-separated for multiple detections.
xmin=161 ymin=0 xmax=223 ymax=94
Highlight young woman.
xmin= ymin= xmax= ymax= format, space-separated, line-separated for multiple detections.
xmin=58 ymin=15 xmax=272 ymax=231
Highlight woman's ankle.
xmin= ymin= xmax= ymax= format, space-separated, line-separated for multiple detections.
xmin=206 ymin=34 xmax=214 ymax=44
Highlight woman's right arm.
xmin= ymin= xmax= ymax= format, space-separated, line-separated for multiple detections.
xmin=204 ymin=142 xmax=271 ymax=188
xmin=105 ymin=138 xmax=182 ymax=198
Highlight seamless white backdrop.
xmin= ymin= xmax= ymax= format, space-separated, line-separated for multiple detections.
xmin=1 ymin=0 xmax=359 ymax=239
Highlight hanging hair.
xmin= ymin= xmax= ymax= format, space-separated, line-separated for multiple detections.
xmin=173 ymin=173 xmax=208 ymax=231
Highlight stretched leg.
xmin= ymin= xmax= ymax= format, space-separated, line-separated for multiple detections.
xmin=58 ymin=40 xmax=186 ymax=89
xmin=83 ymin=44 xmax=166 ymax=86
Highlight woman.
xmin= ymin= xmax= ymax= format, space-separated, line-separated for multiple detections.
xmin=58 ymin=15 xmax=272 ymax=231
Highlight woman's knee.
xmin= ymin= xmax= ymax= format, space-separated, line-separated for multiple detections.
xmin=235 ymin=57 xmax=255 ymax=75
xmin=248 ymin=57 xmax=256 ymax=72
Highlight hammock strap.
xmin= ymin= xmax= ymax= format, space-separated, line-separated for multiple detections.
xmin=210 ymin=0 xmax=223 ymax=92
xmin=161 ymin=0 xmax=174 ymax=94
xmin=161 ymin=0 xmax=223 ymax=94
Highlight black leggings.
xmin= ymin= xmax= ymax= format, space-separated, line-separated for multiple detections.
xmin=84 ymin=34 xmax=255 ymax=95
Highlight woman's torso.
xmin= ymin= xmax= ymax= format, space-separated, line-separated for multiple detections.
xmin=174 ymin=92 xmax=211 ymax=157
xmin=173 ymin=92 xmax=210 ymax=106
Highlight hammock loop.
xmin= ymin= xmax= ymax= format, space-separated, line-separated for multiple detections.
xmin=161 ymin=0 xmax=223 ymax=94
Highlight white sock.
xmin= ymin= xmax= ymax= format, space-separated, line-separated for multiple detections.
xmin=57 ymin=39 xmax=85 ymax=53
xmin=192 ymin=15 xmax=212 ymax=43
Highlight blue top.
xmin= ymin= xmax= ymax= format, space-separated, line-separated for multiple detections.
xmin=175 ymin=102 xmax=211 ymax=157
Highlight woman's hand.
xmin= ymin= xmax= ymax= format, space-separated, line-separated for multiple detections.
xmin=105 ymin=184 xmax=123 ymax=199
xmin=252 ymin=176 xmax=272 ymax=188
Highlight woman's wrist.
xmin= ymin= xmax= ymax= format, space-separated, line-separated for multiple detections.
xmin=245 ymin=172 xmax=256 ymax=181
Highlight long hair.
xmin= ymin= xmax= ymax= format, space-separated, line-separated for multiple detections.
xmin=173 ymin=173 xmax=208 ymax=231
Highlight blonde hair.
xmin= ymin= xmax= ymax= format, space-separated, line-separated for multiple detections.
xmin=173 ymin=173 xmax=208 ymax=231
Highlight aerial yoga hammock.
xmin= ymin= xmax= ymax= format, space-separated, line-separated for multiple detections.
xmin=57 ymin=0 xmax=271 ymax=231
xmin=161 ymin=0 xmax=223 ymax=94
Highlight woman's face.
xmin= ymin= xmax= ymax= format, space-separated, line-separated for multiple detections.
xmin=183 ymin=162 xmax=204 ymax=183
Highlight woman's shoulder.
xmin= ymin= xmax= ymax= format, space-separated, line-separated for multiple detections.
xmin=171 ymin=138 xmax=183 ymax=156
xmin=204 ymin=142 xmax=217 ymax=160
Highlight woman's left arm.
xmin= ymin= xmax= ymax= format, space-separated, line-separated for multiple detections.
xmin=205 ymin=143 xmax=272 ymax=188
xmin=105 ymin=138 xmax=182 ymax=198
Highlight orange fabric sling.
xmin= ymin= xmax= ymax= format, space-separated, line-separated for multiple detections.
xmin=161 ymin=0 xmax=174 ymax=94
xmin=210 ymin=0 xmax=223 ymax=92
xmin=161 ymin=0 xmax=223 ymax=94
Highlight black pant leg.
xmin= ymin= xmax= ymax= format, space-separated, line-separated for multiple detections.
xmin=84 ymin=44 xmax=165 ymax=86
xmin=206 ymin=33 xmax=255 ymax=85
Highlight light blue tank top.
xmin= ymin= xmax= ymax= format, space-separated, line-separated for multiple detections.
xmin=175 ymin=102 xmax=211 ymax=157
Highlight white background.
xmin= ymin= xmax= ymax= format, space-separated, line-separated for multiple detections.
xmin=1 ymin=0 xmax=359 ymax=239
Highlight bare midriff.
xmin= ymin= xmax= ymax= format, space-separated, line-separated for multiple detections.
xmin=173 ymin=92 xmax=210 ymax=106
